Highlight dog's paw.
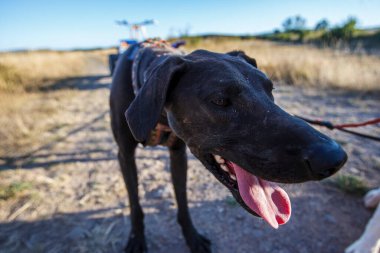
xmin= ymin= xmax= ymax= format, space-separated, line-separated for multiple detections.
xmin=364 ymin=188 xmax=380 ymax=208
xmin=124 ymin=234 xmax=147 ymax=253
xmin=345 ymin=238 xmax=380 ymax=253
xmin=187 ymin=232 xmax=211 ymax=253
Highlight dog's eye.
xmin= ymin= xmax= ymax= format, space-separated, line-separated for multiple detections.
xmin=211 ymin=98 xmax=230 ymax=107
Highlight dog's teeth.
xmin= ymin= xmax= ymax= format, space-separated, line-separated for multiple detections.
xmin=230 ymin=174 xmax=237 ymax=181
xmin=220 ymin=164 xmax=228 ymax=172
xmin=214 ymin=154 xmax=221 ymax=160
xmin=214 ymin=155 xmax=225 ymax=164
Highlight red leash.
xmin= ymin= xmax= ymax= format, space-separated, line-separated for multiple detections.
xmin=334 ymin=118 xmax=380 ymax=129
xmin=294 ymin=115 xmax=380 ymax=142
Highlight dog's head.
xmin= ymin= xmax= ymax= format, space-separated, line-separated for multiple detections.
xmin=126 ymin=49 xmax=347 ymax=228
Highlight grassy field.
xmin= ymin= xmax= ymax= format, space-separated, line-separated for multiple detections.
xmin=259 ymin=28 xmax=380 ymax=43
xmin=1 ymin=39 xmax=379 ymax=93
xmin=0 ymin=49 xmax=113 ymax=92
xmin=0 ymin=49 xmax=115 ymax=157
xmin=0 ymin=39 xmax=379 ymax=157
xmin=183 ymin=38 xmax=380 ymax=91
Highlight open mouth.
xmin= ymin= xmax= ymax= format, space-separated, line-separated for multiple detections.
xmin=212 ymin=154 xmax=292 ymax=229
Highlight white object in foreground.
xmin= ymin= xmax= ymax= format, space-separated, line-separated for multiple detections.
xmin=345 ymin=187 xmax=380 ymax=253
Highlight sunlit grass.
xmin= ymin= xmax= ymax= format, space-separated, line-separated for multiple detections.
xmin=184 ymin=38 xmax=380 ymax=90
xmin=0 ymin=49 xmax=115 ymax=156
xmin=0 ymin=49 xmax=114 ymax=92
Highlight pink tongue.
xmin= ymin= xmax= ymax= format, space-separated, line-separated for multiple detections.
xmin=229 ymin=162 xmax=291 ymax=229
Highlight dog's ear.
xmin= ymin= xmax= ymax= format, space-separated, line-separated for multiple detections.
xmin=227 ymin=50 xmax=258 ymax=68
xmin=125 ymin=56 xmax=186 ymax=142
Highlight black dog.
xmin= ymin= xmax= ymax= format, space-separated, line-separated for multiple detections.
xmin=110 ymin=41 xmax=347 ymax=253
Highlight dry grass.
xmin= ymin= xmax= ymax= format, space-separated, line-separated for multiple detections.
xmin=0 ymin=49 xmax=114 ymax=92
xmin=184 ymin=38 xmax=380 ymax=90
xmin=0 ymin=49 xmax=115 ymax=157
xmin=0 ymin=50 xmax=114 ymax=157
xmin=0 ymin=40 xmax=379 ymax=158
xmin=0 ymin=91 xmax=74 ymax=157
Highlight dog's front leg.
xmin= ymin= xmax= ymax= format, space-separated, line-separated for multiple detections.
xmin=169 ymin=140 xmax=211 ymax=253
xmin=118 ymin=148 xmax=147 ymax=253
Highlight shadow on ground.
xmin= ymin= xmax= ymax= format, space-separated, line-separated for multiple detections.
xmin=0 ymin=188 xmax=372 ymax=253
xmin=38 ymin=74 xmax=110 ymax=92
xmin=0 ymin=109 xmax=111 ymax=171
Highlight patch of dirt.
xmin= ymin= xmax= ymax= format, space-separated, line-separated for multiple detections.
xmin=0 ymin=72 xmax=379 ymax=253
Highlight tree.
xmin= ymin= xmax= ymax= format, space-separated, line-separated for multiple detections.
xmin=294 ymin=15 xmax=307 ymax=31
xmin=315 ymin=19 xmax=329 ymax=31
xmin=282 ymin=18 xmax=293 ymax=32
xmin=342 ymin=17 xmax=357 ymax=39
xmin=322 ymin=17 xmax=358 ymax=45
xmin=282 ymin=15 xmax=307 ymax=32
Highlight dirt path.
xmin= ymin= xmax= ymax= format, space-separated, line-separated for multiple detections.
xmin=0 ymin=72 xmax=379 ymax=253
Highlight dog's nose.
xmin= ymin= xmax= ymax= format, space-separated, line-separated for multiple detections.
xmin=304 ymin=140 xmax=347 ymax=180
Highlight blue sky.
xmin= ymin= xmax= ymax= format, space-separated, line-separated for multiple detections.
xmin=1 ymin=0 xmax=379 ymax=51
